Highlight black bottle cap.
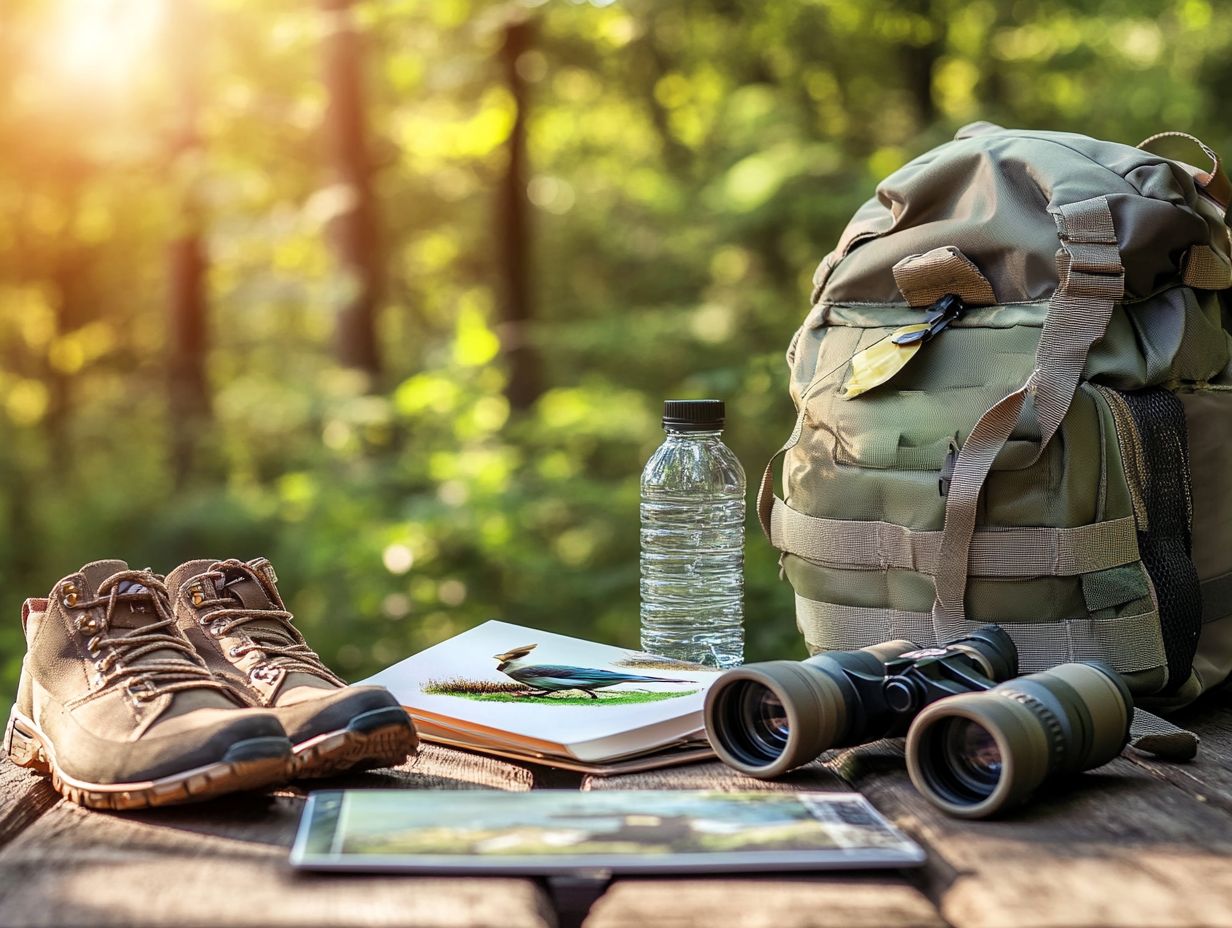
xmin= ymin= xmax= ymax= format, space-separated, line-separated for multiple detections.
xmin=662 ymin=399 xmax=725 ymax=431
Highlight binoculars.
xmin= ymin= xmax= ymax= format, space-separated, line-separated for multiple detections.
xmin=703 ymin=625 xmax=1133 ymax=818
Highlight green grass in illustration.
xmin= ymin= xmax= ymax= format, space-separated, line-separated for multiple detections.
xmin=424 ymin=677 xmax=699 ymax=705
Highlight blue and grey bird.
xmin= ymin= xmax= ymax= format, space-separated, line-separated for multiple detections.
xmin=492 ymin=644 xmax=688 ymax=699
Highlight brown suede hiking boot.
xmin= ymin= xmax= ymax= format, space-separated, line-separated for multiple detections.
xmin=167 ymin=557 xmax=417 ymax=778
xmin=5 ymin=560 xmax=292 ymax=810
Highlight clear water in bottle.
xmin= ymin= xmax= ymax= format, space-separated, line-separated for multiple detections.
xmin=640 ymin=399 xmax=746 ymax=669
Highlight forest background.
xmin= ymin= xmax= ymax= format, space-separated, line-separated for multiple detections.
xmin=1 ymin=0 xmax=1228 ymax=709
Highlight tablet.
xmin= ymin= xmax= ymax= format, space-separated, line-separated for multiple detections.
xmin=291 ymin=789 xmax=925 ymax=875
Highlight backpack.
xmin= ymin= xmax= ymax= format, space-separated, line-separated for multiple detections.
xmin=760 ymin=122 xmax=1232 ymax=715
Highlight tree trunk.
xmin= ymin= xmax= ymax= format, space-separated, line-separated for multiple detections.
xmin=497 ymin=17 xmax=541 ymax=411
xmin=167 ymin=0 xmax=212 ymax=488
xmin=901 ymin=0 xmax=942 ymax=127
xmin=322 ymin=0 xmax=383 ymax=381
xmin=46 ymin=240 xmax=85 ymax=479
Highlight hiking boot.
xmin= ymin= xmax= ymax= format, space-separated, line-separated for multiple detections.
xmin=5 ymin=560 xmax=293 ymax=810
xmin=167 ymin=557 xmax=418 ymax=778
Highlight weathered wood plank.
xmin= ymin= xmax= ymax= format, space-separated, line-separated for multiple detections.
xmin=581 ymin=758 xmax=848 ymax=792
xmin=279 ymin=742 xmax=537 ymax=794
xmin=0 ymin=745 xmax=555 ymax=928
xmin=1123 ymin=697 xmax=1232 ymax=815
xmin=0 ymin=855 xmax=556 ymax=928
xmin=0 ymin=760 xmax=59 ymax=849
xmin=584 ymin=700 xmax=1232 ymax=928
xmin=830 ymin=736 xmax=1232 ymax=928
xmin=582 ymin=760 xmax=939 ymax=928
xmin=583 ymin=877 xmax=945 ymax=928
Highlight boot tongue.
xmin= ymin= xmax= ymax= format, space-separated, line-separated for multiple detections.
xmin=211 ymin=561 xmax=335 ymax=693
xmin=77 ymin=559 xmax=163 ymax=631
xmin=219 ymin=565 xmax=277 ymax=612
xmin=164 ymin=559 xmax=219 ymax=597
xmin=211 ymin=560 xmax=294 ymax=643
xmin=167 ymin=558 xmax=292 ymax=642
xmin=79 ymin=559 xmax=129 ymax=592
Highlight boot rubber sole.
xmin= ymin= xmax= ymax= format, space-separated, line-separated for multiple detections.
xmin=290 ymin=706 xmax=418 ymax=779
xmin=4 ymin=710 xmax=291 ymax=811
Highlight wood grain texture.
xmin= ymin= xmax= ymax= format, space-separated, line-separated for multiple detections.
xmin=0 ymin=746 xmax=552 ymax=928
xmin=582 ymin=877 xmax=944 ymax=928
xmin=2 ymin=699 xmax=1231 ymax=928
xmin=581 ymin=758 xmax=848 ymax=792
xmin=0 ymin=761 xmax=59 ymax=850
xmin=0 ymin=858 xmax=555 ymax=928
xmin=829 ymin=736 xmax=1232 ymax=928
xmin=281 ymin=742 xmax=538 ymax=792
xmin=581 ymin=759 xmax=941 ymax=928
xmin=1124 ymin=697 xmax=1232 ymax=815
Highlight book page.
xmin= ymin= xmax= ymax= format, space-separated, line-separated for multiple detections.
xmin=360 ymin=620 xmax=722 ymax=758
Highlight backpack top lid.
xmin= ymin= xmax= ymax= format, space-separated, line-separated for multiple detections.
xmin=812 ymin=122 xmax=1232 ymax=309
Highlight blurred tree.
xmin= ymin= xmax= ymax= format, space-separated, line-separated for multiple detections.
xmin=1 ymin=0 xmax=1231 ymax=717
xmin=322 ymin=0 xmax=384 ymax=380
xmin=166 ymin=0 xmax=212 ymax=487
xmin=496 ymin=13 xmax=541 ymax=411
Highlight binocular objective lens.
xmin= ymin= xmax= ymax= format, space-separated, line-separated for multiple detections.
xmin=907 ymin=661 xmax=1133 ymax=818
xmin=704 ymin=657 xmax=853 ymax=778
xmin=943 ymin=718 xmax=1003 ymax=797
xmin=744 ymin=685 xmax=790 ymax=753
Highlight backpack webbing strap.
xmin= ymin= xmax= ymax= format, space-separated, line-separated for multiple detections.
xmin=756 ymin=403 xmax=808 ymax=540
xmin=770 ymin=497 xmax=1139 ymax=577
xmin=931 ymin=196 xmax=1125 ymax=641
xmin=1182 ymin=243 xmax=1232 ymax=290
xmin=794 ymin=595 xmax=1166 ymax=674
xmin=1127 ymin=708 xmax=1200 ymax=761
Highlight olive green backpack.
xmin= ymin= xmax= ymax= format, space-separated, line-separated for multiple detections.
xmin=760 ymin=123 xmax=1232 ymax=715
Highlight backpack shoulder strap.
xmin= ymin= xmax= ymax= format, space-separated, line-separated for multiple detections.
xmin=931 ymin=196 xmax=1124 ymax=638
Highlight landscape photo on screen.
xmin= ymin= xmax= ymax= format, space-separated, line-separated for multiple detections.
xmin=332 ymin=791 xmax=911 ymax=857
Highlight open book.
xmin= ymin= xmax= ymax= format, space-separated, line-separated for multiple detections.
xmin=360 ymin=621 xmax=723 ymax=773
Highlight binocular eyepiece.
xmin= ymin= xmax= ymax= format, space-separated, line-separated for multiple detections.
xmin=703 ymin=625 xmax=1133 ymax=818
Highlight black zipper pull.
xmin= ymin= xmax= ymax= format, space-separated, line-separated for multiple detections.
xmin=892 ymin=293 xmax=967 ymax=346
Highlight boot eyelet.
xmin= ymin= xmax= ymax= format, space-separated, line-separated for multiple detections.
xmin=76 ymin=615 xmax=99 ymax=635
xmin=62 ymin=583 xmax=79 ymax=607
xmin=250 ymin=665 xmax=276 ymax=683
xmin=228 ymin=646 xmax=243 ymax=658
xmin=86 ymin=635 xmax=102 ymax=654
xmin=210 ymin=621 xmax=226 ymax=637
xmin=127 ymin=680 xmax=157 ymax=703
xmin=191 ymin=588 xmax=205 ymax=607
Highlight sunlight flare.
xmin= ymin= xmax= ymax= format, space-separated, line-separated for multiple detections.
xmin=42 ymin=0 xmax=164 ymax=91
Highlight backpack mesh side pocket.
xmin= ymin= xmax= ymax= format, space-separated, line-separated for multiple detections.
xmin=1098 ymin=386 xmax=1202 ymax=693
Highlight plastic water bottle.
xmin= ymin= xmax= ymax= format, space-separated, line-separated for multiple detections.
xmin=640 ymin=399 xmax=746 ymax=669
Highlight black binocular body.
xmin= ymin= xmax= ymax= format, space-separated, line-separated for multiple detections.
xmin=703 ymin=625 xmax=1134 ymax=818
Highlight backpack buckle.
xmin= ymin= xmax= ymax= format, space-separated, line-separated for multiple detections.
xmin=892 ymin=294 xmax=967 ymax=346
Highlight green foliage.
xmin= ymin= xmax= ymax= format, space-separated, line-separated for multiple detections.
xmin=2 ymin=0 xmax=1231 ymax=717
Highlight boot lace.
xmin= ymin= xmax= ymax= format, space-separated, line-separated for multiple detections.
xmin=70 ymin=570 xmax=227 ymax=701
xmin=196 ymin=561 xmax=344 ymax=685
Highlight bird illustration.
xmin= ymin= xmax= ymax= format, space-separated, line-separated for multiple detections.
xmin=492 ymin=644 xmax=689 ymax=699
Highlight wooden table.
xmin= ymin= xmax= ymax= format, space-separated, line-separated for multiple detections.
xmin=1 ymin=695 xmax=1231 ymax=928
